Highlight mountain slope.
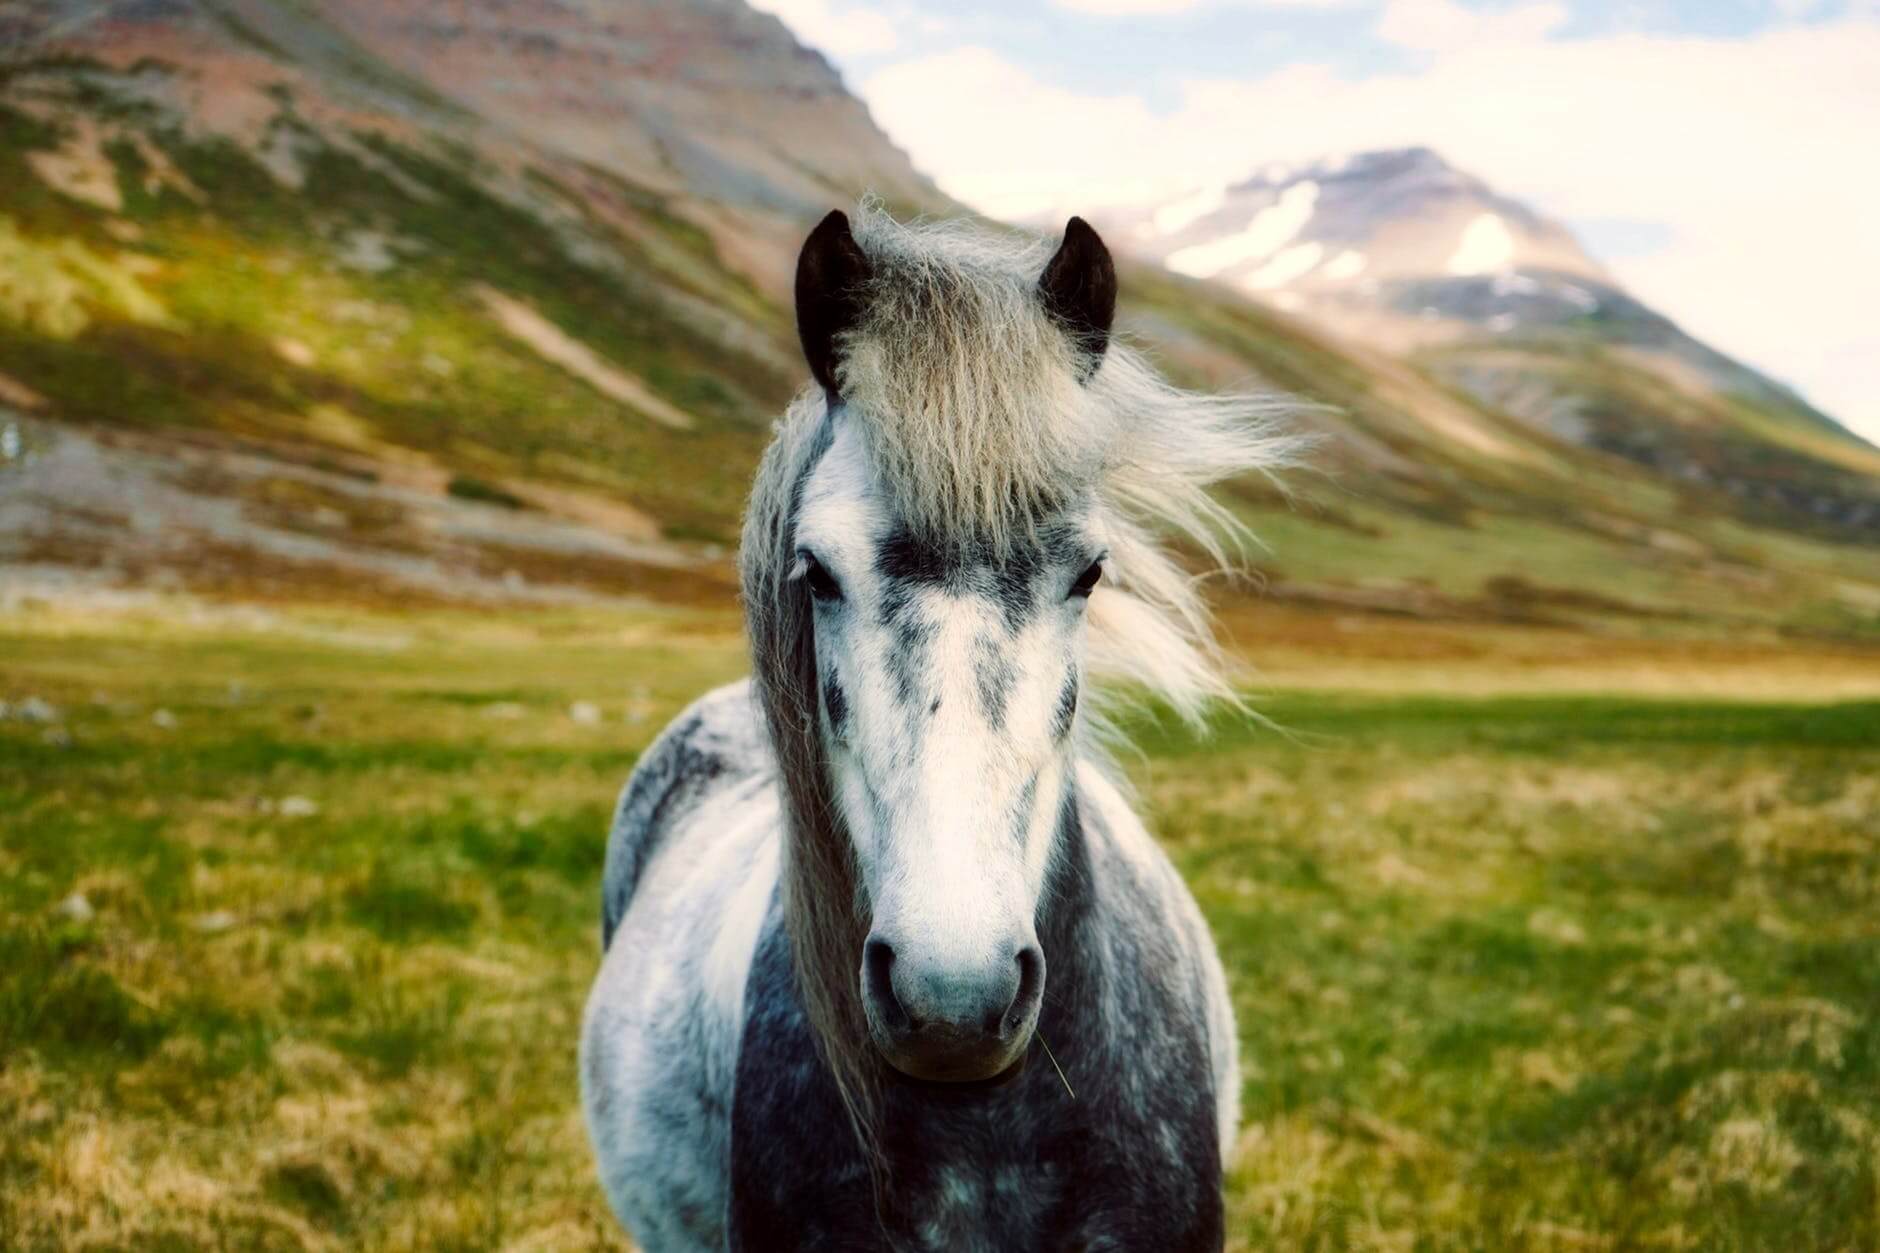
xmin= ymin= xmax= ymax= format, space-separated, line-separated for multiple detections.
xmin=1114 ymin=148 xmax=1880 ymax=537
xmin=1 ymin=3 xmax=1876 ymax=639
xmin=0 ymin=0 xmax=934 ymax=599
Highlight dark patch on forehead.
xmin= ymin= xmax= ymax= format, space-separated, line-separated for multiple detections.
xmin=1008 ymin=774 xmax=1038 ymax=847
xmin=876 ymin=530 xmax=954 ymax=587
xmin=875 ymin=522 xmax=1090 ymax=633
xmin=1051 ymin=668 xmax=1079 ymax=741
xmin=973 ymin=635 xmax=1016 ymax=727
xmin=988 ymin=544 xmax=1045 ymax=635
xmin=885 ymin=616 xmax=935 ymax=709
xmin=822 ymin=671 xmax=848 ymax=739
xmin=1023 ymin=520 xmax=1088 ymax=565
xmin=875 ymin=578 xmax=914 ymax=630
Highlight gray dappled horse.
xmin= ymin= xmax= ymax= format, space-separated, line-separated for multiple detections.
xmin=581 ymin=206 xmax=1291 ymax=1251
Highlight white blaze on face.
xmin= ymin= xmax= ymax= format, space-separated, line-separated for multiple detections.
xmin=792 ymin=421 xmax=1096 ymax=976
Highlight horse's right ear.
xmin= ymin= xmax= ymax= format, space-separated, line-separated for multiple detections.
xmin=1039 ymin=216 xmax=1117 ymax=380
xmin=795 ymin=209 xmax=871 ymax=400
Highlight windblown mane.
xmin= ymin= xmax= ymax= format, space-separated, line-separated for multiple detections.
xmin=740 ymin=206 xmax=1297 ymax=1171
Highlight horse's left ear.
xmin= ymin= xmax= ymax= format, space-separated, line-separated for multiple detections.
xmin=796 ymin=209 xmax=873 ymax=401
xmin=1039 ymin=216 xmax=1117 ymax=379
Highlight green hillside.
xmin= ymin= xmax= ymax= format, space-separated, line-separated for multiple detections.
xmin=0 ymin=54 xmax=790 ymax=543
xmin=0 ymin=5 xmax=1876 ymax=638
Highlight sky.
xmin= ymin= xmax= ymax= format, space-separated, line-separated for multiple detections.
xmin=748 ymin=0 xmax=1880 ymax=443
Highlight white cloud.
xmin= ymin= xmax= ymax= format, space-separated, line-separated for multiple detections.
xmin=746 ymin=0 xmax=899 ymax=57
xmin=863 ymin=47 xmax=1179 ymax=215
xmin=1051 ymin=0 xmax=1205 ymax=12
xmin=1376 ymin=0 xmax=1570 ymax=52
xmin=1051 ymin=0 xmax=1354 ymax=12
xmin=861 ymin=19 xmax=1880 ymax=440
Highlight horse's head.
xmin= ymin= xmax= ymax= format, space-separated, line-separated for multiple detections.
xmin=746 ymin=207 xmax=1284 ymax=1103
xmin=779 ymin=211 xmax=1116 ymax=1083
xmin=791 ymin=434 xmax=1092 ymax=1081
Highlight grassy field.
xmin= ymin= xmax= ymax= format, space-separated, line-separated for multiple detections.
xmin=2 ymin=596 xmax=1877 ymax=1250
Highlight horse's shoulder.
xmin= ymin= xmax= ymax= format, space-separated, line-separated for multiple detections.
xmin=1072 ymin=761 xmax=1181 ymax=892
xmin=1074 ymin=757 xmax=1241 ymax=1164
xmin=601 ymin=679 xmax=772 ymax=947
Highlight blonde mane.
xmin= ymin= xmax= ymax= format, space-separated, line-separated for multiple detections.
xmin=740 ymin=206 xmax=1297 ymax=1177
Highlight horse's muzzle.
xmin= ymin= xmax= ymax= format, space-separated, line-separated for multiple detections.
xmin=860 ymin=935 xmax=1046 ymax=1082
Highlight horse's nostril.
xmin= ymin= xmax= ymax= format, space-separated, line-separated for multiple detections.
xmin=863 ymin=937 xmax=910 ymax=1031
xmin=1004 ymin=945 xmax=1045 ymax=1036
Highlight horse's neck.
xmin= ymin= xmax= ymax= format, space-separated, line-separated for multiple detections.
xmin=1034 ymin=783 xmax=1106 ymax=1029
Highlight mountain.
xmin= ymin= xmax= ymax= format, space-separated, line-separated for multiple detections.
xmin=1112 ymin=148 xmax=1880 ymax=536
xmin=1120 ymin=147 xmax=1608 ymax=336
xmin=0 ymin=0 xmax=927 ymax=601
xmin=1 ymin=3 xmax=1876 ymax=640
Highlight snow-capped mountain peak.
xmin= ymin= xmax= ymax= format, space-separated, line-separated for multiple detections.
xmin=1112 ymin=146 xmax=1608 ymax=337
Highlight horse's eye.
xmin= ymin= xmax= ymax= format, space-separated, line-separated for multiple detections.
xmin=803 ymin=556 xmax=842 ymax=603
xmin=1069 ymin=561 xmax=1103 ymax=599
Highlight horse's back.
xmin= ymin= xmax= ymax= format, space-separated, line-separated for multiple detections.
xmin=598 ymin=680 xmax=773 ymax=946
xmin=582 ymin=680 xmax=781 ymax=1252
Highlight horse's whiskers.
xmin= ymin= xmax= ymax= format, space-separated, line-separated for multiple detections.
xmin=1036 ymin=1030 xmax=1076 ymax=1101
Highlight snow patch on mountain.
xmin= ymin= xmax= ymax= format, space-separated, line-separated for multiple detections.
xmin=1558 ymin=283 xmax=1599 ymax=312
xmin=1245 ymin=241 xmax=1325 ymax=291
xmin=1149 ymin=185 xmax=1227 ymax=237
xmin=1447 ymin=213 xmax=1515 ymax=275
xmin=1324 ymin=249 xmax=1367 ymax=281
xmin=1166 ymin=181 xmax=1318 ymax=279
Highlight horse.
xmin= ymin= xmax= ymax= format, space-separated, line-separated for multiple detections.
xmin=580 ymin=205 xmax=1293 ymax=1251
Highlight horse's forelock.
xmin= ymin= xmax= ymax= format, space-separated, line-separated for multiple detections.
xmin=836 ymin=209 xmax=1112 ymax=552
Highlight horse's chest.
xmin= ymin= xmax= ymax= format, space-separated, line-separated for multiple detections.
xmin=729 ymin=913 xmax=1223 ymax=1250
xmin=731 ymin=1045 xmax=1220 ymax=1252
xmin=896 ymin=1155 xmax=1065 ymax=1252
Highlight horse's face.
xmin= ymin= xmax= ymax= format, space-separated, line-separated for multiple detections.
xmin=795 ymin=420 xmax=1101 ymax=1082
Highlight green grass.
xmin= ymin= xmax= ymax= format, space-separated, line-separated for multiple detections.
xmin=2 ymin=600 xmax=1875 ymax=1249
xmin=0 ymin=61 xmax=787 ymax=543
xmin=1148 ymin=695 xmax=1879 ymax=1250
